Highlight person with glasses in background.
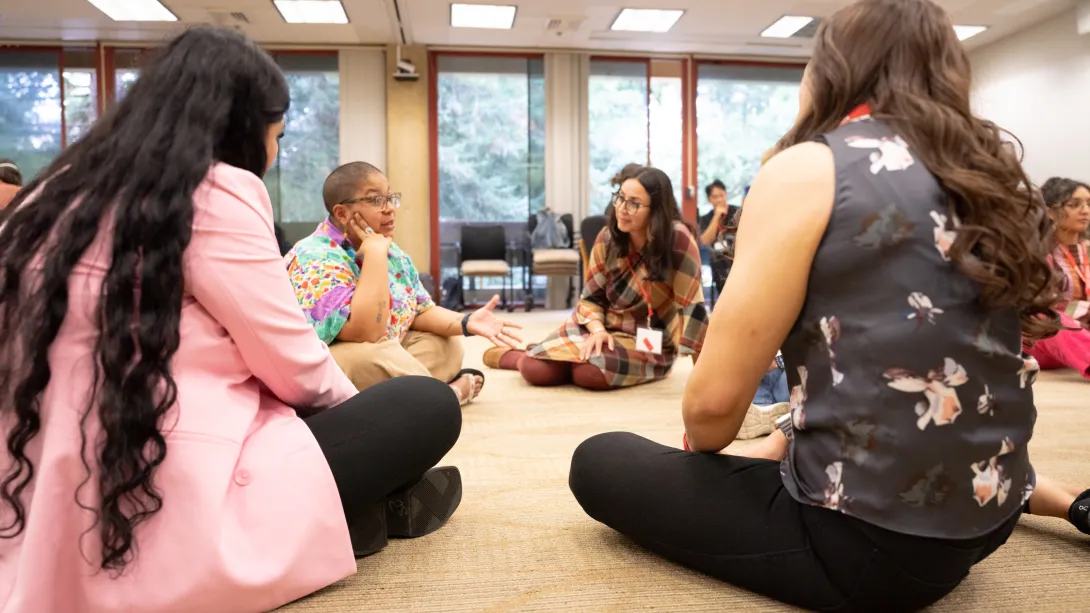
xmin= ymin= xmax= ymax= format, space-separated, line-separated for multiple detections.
xmin=484 ymin=166 xmax=708 ymax=390
xmin=1025 ymin=177 xmax=1090 ymax=380
xmin=286 ymin=162 xmax=522 ymax=404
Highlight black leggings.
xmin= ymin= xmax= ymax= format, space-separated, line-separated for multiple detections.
xmin=304 ymin=376 xmax=461 ymax=521
xmin=569 ymin=432 xmax=1019 ymax=613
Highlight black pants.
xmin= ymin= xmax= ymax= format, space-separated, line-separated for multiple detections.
xmin=569 ymin=432 xmax=1019 ymax=613
xmin=304 ymin=376 xmax=461 ymax=521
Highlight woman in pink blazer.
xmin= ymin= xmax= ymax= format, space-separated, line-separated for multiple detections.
xmin=0 ymin=27 xmax=463 ymax=613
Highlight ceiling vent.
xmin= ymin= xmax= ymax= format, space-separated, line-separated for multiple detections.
xmin=208 ymin=10 xmax=250 ymax=25
xmin=545 ymin=16 xmax=585 ymax=35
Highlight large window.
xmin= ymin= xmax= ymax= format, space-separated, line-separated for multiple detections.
xmin=112 ymin=48 xmax=145 ymax=103
xmin=696 ymin=64 xmax=804 ymax=212
xmin=588 ymin=60 xmax=647 ymax=213
xmin=0 ymin=50 xmax=63 ymax=182
xmin=263 ymin=53 xmax=340 ymax=223
xmin=435 ymin=55 xmax=545 ymax=296
xmin=63 ymin=49 xmax=98 ymax=147
xmin=0 ymin=48 xmax=98 ymax=182
xmin=588 ymin=58 xmax=683 ymax=214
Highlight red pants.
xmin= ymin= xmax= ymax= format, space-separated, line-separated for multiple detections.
xmin=1026 ymin=314 xmax=1090 ymax=379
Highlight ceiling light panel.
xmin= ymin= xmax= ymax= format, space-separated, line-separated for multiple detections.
xmin=86 ymin=0 xmax=177 ymax=22
xmin=274 ymin=0 xmax=349 ymax=24
xmin=761 ymin=15 xmax=814 ymax=38
xmin=953 ymin=25 xmax=987 ymax=41
xmin=450 ymin=3 xmax=517 ymax=29
xmin=610 ymin=8 xmax=684 ymax=33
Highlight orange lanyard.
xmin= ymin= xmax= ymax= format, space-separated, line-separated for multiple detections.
xmin=627 ymin=253 xmax=654 ymax=322
xmin=1060 ymin=243 xmax=1089 ymax=296
xmin=841 ymin=103 xmax=872 ymax=125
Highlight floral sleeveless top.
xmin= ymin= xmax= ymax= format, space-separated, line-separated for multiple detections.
xmin=779 ymin=111 xmax=1039 ymax=539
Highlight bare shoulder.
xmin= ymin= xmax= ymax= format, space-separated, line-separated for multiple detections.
xmin=758 ymin=141 xmax=835 ymax=187
xmin=747 ymin=142 xmax=835 ymax=219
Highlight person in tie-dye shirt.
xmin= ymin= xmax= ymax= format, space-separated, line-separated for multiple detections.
xmin=286 ymin=162 xmax=522 ymax=403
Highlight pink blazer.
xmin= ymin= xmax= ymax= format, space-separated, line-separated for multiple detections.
xmin=0 ymin=164 xmax=359 ymax=612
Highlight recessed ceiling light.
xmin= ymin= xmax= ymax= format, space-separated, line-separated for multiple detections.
xmin=610 ymin=8 xmax=684 ymax=33
xmin=86 ymin=0 xmax=177 ymax=22
xmin=760 ymin=15 xmax=813 ymax=38
xmin=953 ymin=25 xmax=987 ymax=41
xmin=274 ymin=0 xmax=349 ymax=24
xmin=450 ymin=3 xmax=517 ymax=29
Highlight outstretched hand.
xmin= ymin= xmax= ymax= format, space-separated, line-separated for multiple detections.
xmin=466 ymin=295 xmax=523 ymax=348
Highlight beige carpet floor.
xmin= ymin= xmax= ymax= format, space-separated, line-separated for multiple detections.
xmin=280 ymin=311 xmax=1090 ymax=612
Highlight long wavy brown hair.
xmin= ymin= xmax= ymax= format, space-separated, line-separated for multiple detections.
xmin=777 ymin=0 xmax=1060 ymax=340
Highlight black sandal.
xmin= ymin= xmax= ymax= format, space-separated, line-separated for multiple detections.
xmin=451 ymin=368 xmax=485 ymax=406
xmin=1069 ymin=488 xmax=1090 ymax=535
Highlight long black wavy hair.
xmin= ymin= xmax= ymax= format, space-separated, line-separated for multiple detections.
xmin=605 ymin=166 xmax=690 ymax=281
xmin=0 ymin=26 xmax=289 ymax=572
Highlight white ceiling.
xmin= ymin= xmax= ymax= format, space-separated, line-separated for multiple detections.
xmin=0 ymin=0 xmax=1077 ymax=57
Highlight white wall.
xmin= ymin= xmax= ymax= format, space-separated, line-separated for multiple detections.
xmin=971 ymin=10 xmax=1090 ymax=183
xmin=339 ymin=49 xmax=387 ymax=171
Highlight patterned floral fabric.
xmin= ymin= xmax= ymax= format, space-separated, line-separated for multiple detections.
xmin=526 ymin=223 xmax=708 ymax=388
xmin=778 ymin=113 xmax=1038 ymax=539
xmin=1048 ymin=242 xmax=1090 ymax=322
xmin=285 ymin=219 xmax=434 ymax=345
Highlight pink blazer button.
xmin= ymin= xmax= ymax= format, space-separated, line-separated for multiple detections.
xmin=234 ymin=469 xmax=252 ymax=486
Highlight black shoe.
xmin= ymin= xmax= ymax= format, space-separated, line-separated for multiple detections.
xmin=385 ymin=466 xmax=463 ymax=539
xmin=349 ymin=502 xmax=389 ymax=557
xmin=1069 ymin=488 xmax=1090 ymax=535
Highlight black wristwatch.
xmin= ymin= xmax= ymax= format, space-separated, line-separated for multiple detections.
xmin=461 ymin=313 xmax=472 ymax=337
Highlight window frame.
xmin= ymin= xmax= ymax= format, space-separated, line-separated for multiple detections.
xmin=692 ymin=58 xmax=807 ymax=213
xmin=427 ymin=50 xmax=547 ymax=289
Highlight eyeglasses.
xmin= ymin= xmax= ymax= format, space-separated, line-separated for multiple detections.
xmin=1063 ymin=198 xmax=1090 ymax=211
xmin=612 ymin=191 xmax=645 ymax=214
xmin=343 ymin=193 xmax=402 ymax=210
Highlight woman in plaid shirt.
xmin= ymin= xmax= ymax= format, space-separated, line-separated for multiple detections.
xmin=485 ymin=166 xmax=708 ymax=389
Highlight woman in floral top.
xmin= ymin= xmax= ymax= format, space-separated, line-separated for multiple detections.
xmin=1025 ymin=177 xmax=1090 ymax=379
xmin=568 ymin=1 xmax=1089 ymax=611
xmin=286 ymin=162 xmax=522 ymax=403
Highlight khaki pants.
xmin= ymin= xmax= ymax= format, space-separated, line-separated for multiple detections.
xmin=329 ymin=330 xmax=465 ymax=392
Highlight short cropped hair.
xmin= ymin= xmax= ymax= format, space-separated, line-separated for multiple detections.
xmin=0 ymin=159 xmax=21 ymax=187
xmin=322 ymin=161 xmax=383 ymax=213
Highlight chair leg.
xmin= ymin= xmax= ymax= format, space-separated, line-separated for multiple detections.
xmin=458 ymin=274 xmax=466 ymax=312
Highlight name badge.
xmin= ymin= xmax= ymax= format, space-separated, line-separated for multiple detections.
xmin=636 ymin=327 xmax=664 ymax=355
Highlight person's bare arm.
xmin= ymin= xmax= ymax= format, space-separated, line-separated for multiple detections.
xmin=413 ymin=295 xmax=523 ymax=347
xmin=682 ymin=142 xmax=835 ymax=453
xmin=411 ymin=305 xmax=465 ymax=337
xmin=700 ymin=209 xmax=724 ymax=246
xmin=336 ymin=221 xmax=392 ymax=344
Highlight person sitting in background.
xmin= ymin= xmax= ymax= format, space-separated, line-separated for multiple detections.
xmin=286 ymin=162 xmax=521 ymax=403
xmin=698 ymin=179 xmax=740 ymax=292
xmin=0 ymin=158 xmax=21 ymax=209
xmin=0 ymin=26 xmax=464 ymax=613
xmin=1025 ymin=177 xmax=1090 ymax=379
xmin=568 ymin=1 xmax=1088 ymax=610
xmin=484 ymin=166 xmax=707 ymax=390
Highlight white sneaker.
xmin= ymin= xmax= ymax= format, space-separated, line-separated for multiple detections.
xmin=737 ymin=402 xmax=791 ymax=440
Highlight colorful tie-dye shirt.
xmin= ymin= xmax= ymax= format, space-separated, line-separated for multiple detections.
xmin=285 ymin=219 xmax=434 ymax=345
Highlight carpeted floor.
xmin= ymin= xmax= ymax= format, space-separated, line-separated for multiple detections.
xmin=280 ymin=311 xmax=1090 ymax=612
